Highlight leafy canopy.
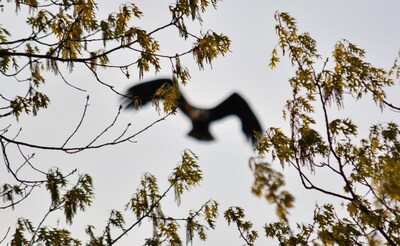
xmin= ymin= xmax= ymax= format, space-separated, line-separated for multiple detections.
xmin=255 ymin=11 xmax=400 ymax=245
xmin=0 ymin=0 xmax=231 ymax=118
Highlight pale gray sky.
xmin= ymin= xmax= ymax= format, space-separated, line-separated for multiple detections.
xmin=1 ymin=1 xmax=399 ymax=245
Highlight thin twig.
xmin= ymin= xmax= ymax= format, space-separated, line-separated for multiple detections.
xmin=113 ymin=123 xmax=132 ymax=143
xmin=61 ymin=95 xmax=90 ymax=148
xmin=0 ymin=186 xmax=35 ymax=210
xmin=56 ymin=66 xmax=87 ymax=92
xmin=0 ymin=227 xmax=10 ymax=244
xmin=85 ymin=105 xmax=122 ymax=148
xmin=1 ymin=140 xmax=46 ymax=184
xmin=16 ymin=144 xmax=46 ymax=176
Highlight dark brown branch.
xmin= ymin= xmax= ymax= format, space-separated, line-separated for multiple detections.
xmin=1 ymin=139 xmax=46 ymax=184
xmin=84 ymin=105 xmax=122 ymax=148
xmin=113 ymin=123 xmax=132 ymax=143
xmin=15 ymin=150 xmax=35 ymax=175
xmin=357 ymin=203 xmax=397 ymax=246
xmin=359 ymin=80 xmax=400 ymax=112
xmin=0 ymin=227 xmax=10 ymax=244
xmin=0 ymin=185 xmax=35 ymax=210
xmin=292 ymin=160 xmax=352 ymax=201
xmin=61 ymin=95 xmax=90 ymax=148
xmin=0 ymin=112 xmax=172 ymax=153
xmin=235 ymin=223 xmax=254 ymax=246
xmin=29 ymin=193 xmax=70 ymax=245
xmin=110 ymin=183 xmax=175 ymax=245
xmin=0 ymin=20 xmax=176 ymax=64
xmin=146 ymin=199 xmax=215 ymax=222
xmin=83 ymin=63 xmax=128 ymax=98
xmin=282 ymin=33 xmax=356 ymax=200
xmin=382 ymin=99 xmax=400 ymax=111
xmin=55 ymin=66 xmax=87 ymax=92
xmin=16 ymin=145 xmax=47 ymax=176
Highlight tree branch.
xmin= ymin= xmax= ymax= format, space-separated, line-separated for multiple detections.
xmin=110 ymin=184 xmax=175 ymax=245
xmin=61 ymin=95 xmax=90 ymax=148
xmin=0 ymin=112 xmax=172 ymax=153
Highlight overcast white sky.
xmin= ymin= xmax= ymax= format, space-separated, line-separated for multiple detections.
xmin=1 ymin=0 xmax=400 ymax=245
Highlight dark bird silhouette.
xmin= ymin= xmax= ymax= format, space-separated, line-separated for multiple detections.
xmin=125 ymin=78 xmax=263 ymax=145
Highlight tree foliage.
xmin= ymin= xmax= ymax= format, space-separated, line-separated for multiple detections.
xmin=1 ymin=0 xmax=399 ymax=245
xmin=0 ymin=0 xmax=231 ymax=118
xmin=254 ymin=11 xmax=400 ymax=245
xmin=5 ymin=151 xmax=219 ymax=245
xmin=0 ymin=0 xmax=231 ymax=245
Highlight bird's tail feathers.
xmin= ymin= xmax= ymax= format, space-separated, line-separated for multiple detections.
xmin=187 ymin=128 xmax=214 ymax=141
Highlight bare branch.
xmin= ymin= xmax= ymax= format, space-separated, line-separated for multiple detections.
xmin=113 ymin=123 xmax=132 ymax=143
xmin=0 ymin=227 xmax=10 ymax=244
xmin=55 ymin=66 xmax=87 ymax=92
xmin=85 ymin=105 xmax=122 ymax=148
xmin=61 ymin=95 xmax=90 ymax=148
xmin=0 ymin=112 xmax=172 ymax=153
xmin=292 ymin=160 xmax=352 ymax=201
xmin=16 ymin=145 xmax=46 ymax=176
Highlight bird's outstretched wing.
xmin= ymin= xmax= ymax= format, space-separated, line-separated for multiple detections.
xmin=208 ymin=93 xmax=262 ymax=144
xmin=124 ymin=78 xmax=173 ymax=108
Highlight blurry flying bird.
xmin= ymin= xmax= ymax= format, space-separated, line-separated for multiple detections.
xmin=125 ymin=78 xmax=263 ymax=145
